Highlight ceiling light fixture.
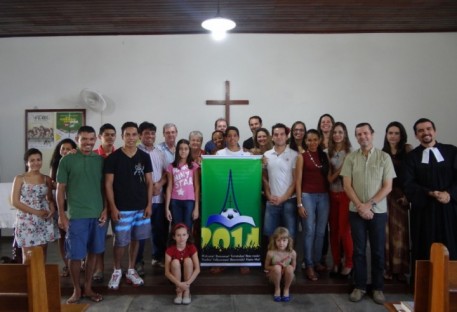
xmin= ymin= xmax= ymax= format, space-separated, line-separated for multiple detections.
xmin=201 ymin=1 xmax=236 ymax=41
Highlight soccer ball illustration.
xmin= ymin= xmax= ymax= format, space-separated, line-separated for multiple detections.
xmin=220 ymin=208 xmax=240 ymax=220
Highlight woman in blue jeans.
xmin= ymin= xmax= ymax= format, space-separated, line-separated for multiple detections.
xmin=295 ymin=129 xmax=330 ymax=281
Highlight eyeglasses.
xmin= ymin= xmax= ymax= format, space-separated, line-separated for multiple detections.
xmin=293 ymin=129 xmax=305 ymax=132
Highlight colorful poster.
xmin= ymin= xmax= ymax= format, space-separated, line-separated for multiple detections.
xmin=201 ymin=156 xmax=262 ymax=267
xmin=25 ymin=109 xmax=85 ymax=175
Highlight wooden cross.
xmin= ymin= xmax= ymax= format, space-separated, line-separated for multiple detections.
xmin=206 ymin=81 xmax=249 ymax=125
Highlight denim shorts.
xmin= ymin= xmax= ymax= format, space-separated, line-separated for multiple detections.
xmin=65 ymin=218 xmax=107 ymax=260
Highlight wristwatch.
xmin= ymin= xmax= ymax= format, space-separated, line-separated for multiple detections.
xmin=297 ymin=203 xmax=303 ymax=208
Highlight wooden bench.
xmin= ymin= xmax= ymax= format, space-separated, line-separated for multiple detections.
xmin=0 ymin=246 xmax=88 ymax=312
xmin=413 ymin=243 xmax=457 ymax=312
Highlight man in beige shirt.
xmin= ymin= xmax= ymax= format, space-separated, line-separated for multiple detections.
xmin=341 ymin=122 xmax=395 ymax=305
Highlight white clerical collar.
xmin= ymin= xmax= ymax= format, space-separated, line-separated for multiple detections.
xmin=421 ymin=146 xmax=444 ymax=164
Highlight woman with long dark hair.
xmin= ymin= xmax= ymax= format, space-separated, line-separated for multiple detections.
xmin=295 ymin=129 xmax=330 ymax=281
xmin=382 ymin=121 xmax=412 ymax=281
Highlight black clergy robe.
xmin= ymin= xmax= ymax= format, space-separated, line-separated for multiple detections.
xmin=403 ymin=142 xmax=457 ymax=262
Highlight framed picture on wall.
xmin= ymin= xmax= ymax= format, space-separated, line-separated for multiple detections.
xmin=25 ymin=109 xmax=86 ymax=173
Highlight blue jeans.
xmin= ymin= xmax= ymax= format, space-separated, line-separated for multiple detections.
xmin=170 ymin=199 xmax=195 ymax=230
xmin=136 ymin=203 xmax=168 ymax=263
xmin=301 ymin=192 xmax=329 ymax=267
xmin=349 ymin=211 xmax=387 ymax=291
xmin=263 ymin=197 xmax=297 ymax=240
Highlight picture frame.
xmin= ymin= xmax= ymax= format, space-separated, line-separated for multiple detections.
xmin=25 ymin=109 xmax=86 ymax=174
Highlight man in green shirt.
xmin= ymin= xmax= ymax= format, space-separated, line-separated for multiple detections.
xmin=341 ymin=122 xmax=395 ymax=305
xmin=57 ymin=126 xmax=107 ymax=304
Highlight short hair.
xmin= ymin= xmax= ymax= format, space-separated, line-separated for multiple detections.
xmin=413 ymin=118 xmax=436 ymax=134
xmin=77 ymin=125 xmax=96 ymax=136
xmin=214 ymin=118 xmax=227 ymax=130
xmin=139 ymin=121 xmax=157 ymax=134
xmin=355 ymin=122 xmax=374 ymax=134
xmin=189 ymin=130 xmax=203 ymax=142
xmin=212 ymin=130 xmax=225 ymax=139
xmin=121 ymin=121 xmax=139 ymax=134
xmin=225 ymin=126 xmax=239 ymax=136
xmin=306 ymin=128 xmax=321 ymax=139
xmin=163 ymin=123 xmax=177 ymax=133
xmin=271 ymin=123 xmax=290 ymax=136
xmin=249 ymin=115 xmax=262 ymax=125
xmin=99 ymin=123 xmax=116 ymax=135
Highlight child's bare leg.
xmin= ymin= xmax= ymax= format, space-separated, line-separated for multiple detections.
xmin=283 ymin=265 xmax=295 ymax=297
xmin=182 ymin=258 xmax=193 ymax=297
xmin=171 ymin=259 xmax=183 ymax=298
xmin=270 ymin=265 xmax=282 ymax=297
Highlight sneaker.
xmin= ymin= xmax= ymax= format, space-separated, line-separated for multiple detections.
xmin=126 ymin=269 xmax=144 ymax=287
xmin=174 ymin=296 xmax=183 ymax=305
xmin=182 ymin=296 xmax=191 ymax=305
xmin=372 ymin=290 xmax=386 ymax=305
xmin=135 ymin=262 xmax=145 ymax=277
xmin=151 ymin=258 xmax=165 ymax=268
xmin=108 ymin=269 xmax=122 ymax=290
xmin=349 ymin=288 xmax=365 ymax=302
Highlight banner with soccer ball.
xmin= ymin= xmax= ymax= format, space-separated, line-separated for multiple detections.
xmin=200 ymin=156 xmax=262 ymax=267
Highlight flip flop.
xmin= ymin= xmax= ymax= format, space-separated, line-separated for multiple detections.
xmin=61 ymin=266 xmax=69 ymax=277
xmin=86 ymin=293 xmax=103 ymax=303
xmin=66 ymin=295 xmax=81 ymax=304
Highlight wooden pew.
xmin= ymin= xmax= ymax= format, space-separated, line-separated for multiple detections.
xmin=414 ymin=243 xmax=457 ymax=312
xmin=0 ymin=247 xmax=88 ymax=312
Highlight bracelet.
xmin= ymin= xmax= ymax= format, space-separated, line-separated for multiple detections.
xmin=297 ymin=203 xmax=303 ymax=208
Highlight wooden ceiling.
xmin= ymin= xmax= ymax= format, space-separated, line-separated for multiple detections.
xmin=1 ymin=0 xmax=457 ymax=38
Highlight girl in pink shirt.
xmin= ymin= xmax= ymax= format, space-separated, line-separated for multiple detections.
xmin=165 ymin=139 xmax=200 ymax=230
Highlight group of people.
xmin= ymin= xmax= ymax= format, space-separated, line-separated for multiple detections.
xmin=10 ymin=114 xmax=457 ymax=306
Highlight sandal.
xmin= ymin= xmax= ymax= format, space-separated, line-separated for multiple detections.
xmin=82 ymin=291 xmax=103 ymax=303
xmin=61 ymin=266 xmax=69 ymax=277
xmin=92 ymin=271 xmax=104 ymax=282
xmin=305 ymin=267 xmax=318 ymax=281
xmin=66 ymin=295 xmax=81 ymax=304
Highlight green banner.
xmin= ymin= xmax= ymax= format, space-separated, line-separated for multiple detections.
xmin=201 ymin=156 xmax=262 ymax=267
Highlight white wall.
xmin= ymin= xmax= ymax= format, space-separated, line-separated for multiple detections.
xmin=1 ymin=33 xmax=457 ymax=182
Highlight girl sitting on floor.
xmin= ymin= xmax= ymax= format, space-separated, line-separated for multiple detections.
xmin=264 ymin=227 xmax=297 ymax=302
xmin=165 ymin=223 xmax=200 ymax=305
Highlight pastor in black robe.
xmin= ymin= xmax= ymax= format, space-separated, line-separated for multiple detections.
xmin=403 ymin=142 xmax=457 ymax=262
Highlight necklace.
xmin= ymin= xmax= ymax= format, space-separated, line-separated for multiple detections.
xmin=307 ymin=150 xmax=323 ymax=168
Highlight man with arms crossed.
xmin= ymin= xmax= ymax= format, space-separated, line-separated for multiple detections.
xmin=57 ymin=125 xmax=106 ymax=304
xmin=105 ymin=122 xmax=153 ymax=289
xmin=341 ymin=122 xmax=395 ymax=305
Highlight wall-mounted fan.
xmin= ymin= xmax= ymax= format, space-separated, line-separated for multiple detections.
xmin=80 ymin=89 xmax=107 ymax=112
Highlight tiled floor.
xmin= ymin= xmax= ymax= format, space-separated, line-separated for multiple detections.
xmin=79 ymin=293 xmax=413 ymax=312
xmin=1 ymin=234 xmax=413 ymax=311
